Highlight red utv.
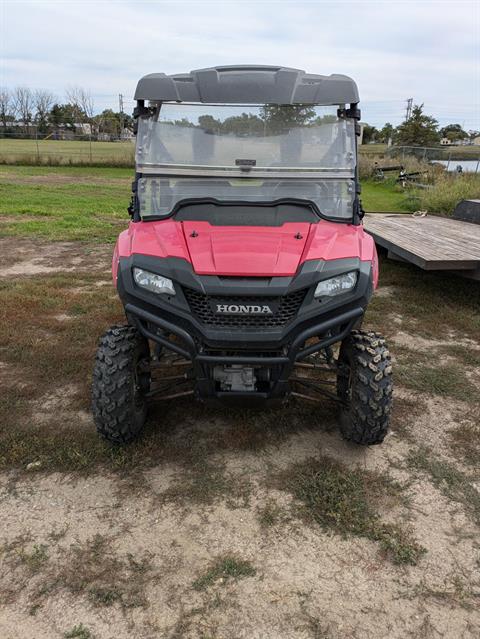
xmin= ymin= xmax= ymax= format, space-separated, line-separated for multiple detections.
xmin=92 ymin=66 xmax=392 ymax=445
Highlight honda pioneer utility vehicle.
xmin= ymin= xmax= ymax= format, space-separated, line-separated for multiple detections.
xmin=92 ymin=65 xmax=393 ymax=445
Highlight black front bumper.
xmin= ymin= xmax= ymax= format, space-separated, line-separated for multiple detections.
xmin=117 ymin=255 xmax=372 ymax=400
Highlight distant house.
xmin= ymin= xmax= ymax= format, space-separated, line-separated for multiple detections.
xmin=120 ymin=127 xmax=134 ymax=141
xmin=440 ymin=137 xmax=455 ymax=146
xmin=74 ymin=123 xmax=92 ymax=136
xmin=472 ymin=136 xmax=480 ymax=146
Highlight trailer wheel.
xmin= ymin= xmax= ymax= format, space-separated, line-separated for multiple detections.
xmin=92 ymin=325 xmax=150 ymax=444
xmin=336 ymin=330 xmax=392 ymax=445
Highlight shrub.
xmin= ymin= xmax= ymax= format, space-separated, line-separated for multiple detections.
xmin=412 ymin=173 xmax=480 ymax=215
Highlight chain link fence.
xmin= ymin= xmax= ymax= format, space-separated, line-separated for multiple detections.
xmin=385 ymin=145 xmax=480 ymax=172
xmin=0 ymin=130 xmax=135 ymax=166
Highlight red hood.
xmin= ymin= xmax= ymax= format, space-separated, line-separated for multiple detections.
xmin=182 ymin=221 xmax=310 ymax=276
xmin=115 ymin=218 xmax=376 ymax=277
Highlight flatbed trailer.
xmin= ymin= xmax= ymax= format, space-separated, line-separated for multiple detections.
xmin=364 ymin=213 xmax=480 ymax=279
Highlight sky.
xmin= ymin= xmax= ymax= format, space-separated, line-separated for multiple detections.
xmin=1 ymin=0 xmax=479 ymax=131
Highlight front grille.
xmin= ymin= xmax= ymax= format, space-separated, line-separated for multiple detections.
xmin=183 ymin=288 xmax=307 ymax=328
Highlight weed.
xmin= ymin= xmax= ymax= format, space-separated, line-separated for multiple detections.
xmin=448 ymin=419 xmax=480 ymax=468
xmin=411 ymin=574 xmax=477 ymax=611
xmin=192 ymin=556 xmax=256 ymax=591
xmin=407 ymin=447 xmax=480 ymax=525
xmin=411 ymin=173 xmax=480 ymax=215
xmin=278 ymin=457 xmax=425 ymax=565
xmin=18 ymin=543 xmax=49 ymax=572
xmin=257 ymin=499 xmax=287 ymax=528
xmin=64 ymin=625 xmax=92 ymax=639
xmin=394 ymin=348 xmax=478 ymax=402
xmin=56 ymin=535 xmax=154 ymax=608
xmin=7 ymin=534 xmax=156 ymax=610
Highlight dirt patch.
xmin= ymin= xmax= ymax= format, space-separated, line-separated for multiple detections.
xmin=1 ymin=373 xmax=480 ymax=638
xmin=0 ymin=237 xmax=112 ymax=276
xmin=392 ymin=331 xmax=480 ymax=352
xmin=0 ymin=447 xmax=479 ymax=639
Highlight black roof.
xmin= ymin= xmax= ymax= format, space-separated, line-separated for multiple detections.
xmin=134 ymin=65 xmax=359 ymax=105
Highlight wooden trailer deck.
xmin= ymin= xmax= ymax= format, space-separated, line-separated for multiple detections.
xmin=364 ymin=213 xmax=480 ymax=277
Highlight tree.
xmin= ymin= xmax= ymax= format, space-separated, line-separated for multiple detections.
xmin=361 ymin=124 xmax=378 ymax=144
xmin=259 ymin=105 xmax=316 ymax=134
xmin=0 ymin=87 xmax=14 ymax=131
xmin=12 ymin=87 xmax=34 ymax=133
xmin=222 ymin=113 xmax=264 ymax=136
xmin=198 ymin=114 xmax=223 ymax=133
xmin=378 ymin=122 xmax=394 ymax=144
xmin=49 ymin=103 xmax=78 ymax=131
xmin=65 ymin=86 xmax=94 ymax=124
xmin=94 ymin=109 xmax=120 ymax=137
xmin=34 ymin=89 xmax=55 ymax=134
xmin=439 ymin=123 xmax=468 ymax=142
xmin=395 ymin=104 xmax=440 ymax=147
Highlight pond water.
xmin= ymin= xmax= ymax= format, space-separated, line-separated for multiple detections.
xmin=433 ymin=159 xmax=480 ymax=173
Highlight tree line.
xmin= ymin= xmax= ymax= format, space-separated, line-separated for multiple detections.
xmin=362 ymin=104 xmax=478 ymax=146
xmin=1 ymin=88 xmax=477 ymax=147
xmin=0 ymin=86 xmax=133 ymax=138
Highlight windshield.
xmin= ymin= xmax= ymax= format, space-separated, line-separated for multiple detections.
xmin=136 ymin=103 xmax=356 ymax=172
xmin=137 ymin=177 xmax=355 ymax=220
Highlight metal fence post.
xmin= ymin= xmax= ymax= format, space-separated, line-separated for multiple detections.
xmin=35 ymin=130 xmax=40 ymax=162
xmin=446 ymin=152 xmax=451 ymax=172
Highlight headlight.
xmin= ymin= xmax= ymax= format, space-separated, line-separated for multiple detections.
xmin=133 ymin=268 xmax=176 ymax=295
xmin=314 ymin=271 xmax=357 ymax=298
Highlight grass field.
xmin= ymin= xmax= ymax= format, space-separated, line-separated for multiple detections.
xmin=2 ymin=138 xmax=480 ymax=166
xmin=0 ymin=138 xmax=135 ymax=165
xmin=0 ymin=165 xmax=411 ymax=242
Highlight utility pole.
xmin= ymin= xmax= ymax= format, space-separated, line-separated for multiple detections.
xmin=405 ymin=98 xmax=413 ymax=122
xmin=118 ymin=93 xmax=124 ymax=139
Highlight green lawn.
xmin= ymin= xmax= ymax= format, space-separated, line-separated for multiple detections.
xmin=361 ymin=180 xmax=411 ymax=212
xmin=0 ymin=165 xmax=409 ymax=242
xmin=0 ymin=138 xmax=134 ymax=165
xmin=0 ymin=166 xmax=132 ymax=241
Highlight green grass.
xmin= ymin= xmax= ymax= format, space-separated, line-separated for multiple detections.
xmin=0 ymin=165 xmax=131 ymax=241
xmin=0 ymin=165 xmax=410 ymax=243
xmin=361 ymin=179 xmax=411 ymax=212
xmin=278 ymin=457 xmax=426 ymax=565
xmin=192 ymin=556 xmax=256 ymax=591
xmin=0 ymin=138 xmax=134 ymax=165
